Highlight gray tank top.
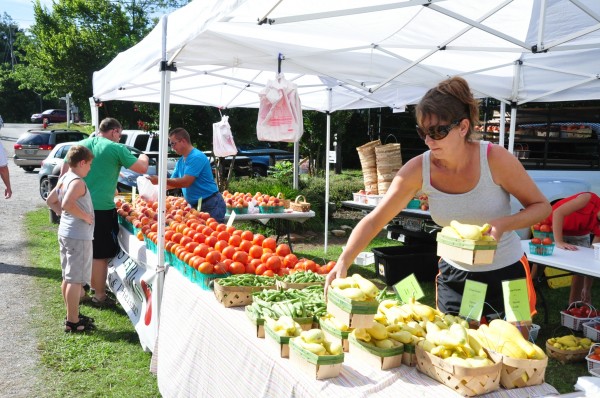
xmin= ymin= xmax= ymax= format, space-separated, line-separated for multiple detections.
xmin=421 ymin=140 xmax=523 ymax=271
xmin=57 ymin=171 xmax=94 ymax=240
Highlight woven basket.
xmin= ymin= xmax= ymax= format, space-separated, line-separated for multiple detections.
xmin=486 ymin=349 xmax=547 ymax=389
xmin=545 ymin=340 xmax=588 ymax=364
xmin=356 ymin=140 xmax=381 ymax=169
xmin=276 ymin=192 xmax=291 ymax=209
xmin=415 ymin=345 xmax=501 ymax=396
xmin=363 ymin=168 xmax=379 ymax=194
xmin=375 ymin=143 xmax=402 ymax=195
xmin=290 ymin=195 xmax=311 ymax=212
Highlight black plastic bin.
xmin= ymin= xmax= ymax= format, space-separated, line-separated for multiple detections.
xmin=371 ymin=245 xmax=439 ymax=286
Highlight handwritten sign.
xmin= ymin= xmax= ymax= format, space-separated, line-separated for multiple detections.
xmin=459 ymin=280 xmax=487 ymax=321
xmin=502 ymin=278 xmax=531 ymax=322
xmin=393 ymin=274 xmax=424 ymax=303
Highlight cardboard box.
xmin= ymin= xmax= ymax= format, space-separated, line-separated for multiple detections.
xmin=289 ymin=338 xmax=344 ymax=380
xmin=342 ymin=246 xmax=375 ymax=266
xmin=348 ymin=335 xmax=403 ymax=370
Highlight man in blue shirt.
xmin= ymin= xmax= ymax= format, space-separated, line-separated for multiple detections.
xmin=149 ymin=128 xmax=225 ymax=222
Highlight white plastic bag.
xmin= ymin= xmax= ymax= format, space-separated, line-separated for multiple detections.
xmin=136 ymin=176 xmax=158 ymax=203
xmin=213 ymin=116 xmax=238 ymax=157
xmin=256 ymin=74 xmax=303 ymax=143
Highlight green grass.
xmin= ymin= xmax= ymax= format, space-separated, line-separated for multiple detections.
xmin=25 ymin=209 xmax=159 ymax=398
xmin=25 ymin=208 xmax=597 ymax=395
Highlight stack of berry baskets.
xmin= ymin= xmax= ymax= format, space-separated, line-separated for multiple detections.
xmin=583 ymin=319 xmax=600 ymax=342
xmin=561 ymin=301 xmax=599 ymax=331
xmin=586 ymin=343 xmax=600 ymax=377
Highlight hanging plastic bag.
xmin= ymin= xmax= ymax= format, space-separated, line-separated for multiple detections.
xmin=213 ymin=115 xmax=238 ymax=157
xmin=136 ymin=176 xmax=158 ymax=203
xmin=256 ymin=74 xmax=303 ymax=143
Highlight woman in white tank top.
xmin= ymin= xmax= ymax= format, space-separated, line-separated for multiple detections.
xmin=326 ymin=77 xmax=551 ymax=318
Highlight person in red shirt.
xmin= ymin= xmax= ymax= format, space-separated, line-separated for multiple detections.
xmin=548 ymin=192 xmax=600 ymax=304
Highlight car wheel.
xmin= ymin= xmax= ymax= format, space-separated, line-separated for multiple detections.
xmin=40 ymin=177 xmax=51 ymax=200
xmin=252 ymin=165 xmax=268 ymax=177
xmin=23 ymin=166 xmax=35 ymax=172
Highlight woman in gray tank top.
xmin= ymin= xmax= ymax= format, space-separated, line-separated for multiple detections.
xmin=326 ymin=77 xmax=551 ymax=320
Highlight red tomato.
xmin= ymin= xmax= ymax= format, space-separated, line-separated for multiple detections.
xmin=540 ymin=224 xmax=552 ymax=233
xmin=542 ymin=237 xmax=553 ymax=245
xmin=531 ymin=238 xmax=542 ymax=245
xmin=229 ymin=261 xmax=245 ymax=274
xmin=532 ymin=223 xmax=541 ymax=231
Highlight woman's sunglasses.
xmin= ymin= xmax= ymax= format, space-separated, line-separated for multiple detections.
xmin=416 ymin=119 xmax=464 ymax=140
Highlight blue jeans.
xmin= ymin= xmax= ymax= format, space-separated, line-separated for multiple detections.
xmin=200 ymin=192 xmax=226 ymax=223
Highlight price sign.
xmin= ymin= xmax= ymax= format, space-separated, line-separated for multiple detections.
xmin=393 ymin=274 xmax=424 ymax=303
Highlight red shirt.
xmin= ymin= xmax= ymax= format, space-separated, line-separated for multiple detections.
xmin=549 ymin=192 xmax=600 ymax=236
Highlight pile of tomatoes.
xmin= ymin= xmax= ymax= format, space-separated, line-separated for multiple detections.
xmin=563 ymin=303 xmax=600 ymax=319
xmin=118 ymin=196 xmax=336 ymax=277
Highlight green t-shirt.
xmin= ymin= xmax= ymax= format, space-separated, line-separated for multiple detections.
xmin=79 ymin=136 xmax=138 ymax=210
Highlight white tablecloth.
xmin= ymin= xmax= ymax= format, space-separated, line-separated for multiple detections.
xmin=521 ymin=240 xmax=600 ymax=278
xmin=156 ymin=268 xmax=559 ymax=398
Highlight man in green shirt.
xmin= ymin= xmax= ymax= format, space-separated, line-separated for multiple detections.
xmin=69 ymin=118 xmax=149 ymax=306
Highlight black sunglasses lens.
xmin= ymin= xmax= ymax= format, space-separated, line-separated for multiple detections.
xmin=416 ymin=125 xmax=450 ymax=140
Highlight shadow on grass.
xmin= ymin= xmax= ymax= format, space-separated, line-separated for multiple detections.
xmin=0 ymin=261 xmax=62 ymax=283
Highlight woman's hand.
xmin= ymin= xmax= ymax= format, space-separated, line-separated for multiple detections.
xmin=324 ymin=261 xmax=349 ymax=296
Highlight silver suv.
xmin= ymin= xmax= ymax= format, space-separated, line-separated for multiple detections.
xmin=13 ymin=129 xmax=88 ymax=171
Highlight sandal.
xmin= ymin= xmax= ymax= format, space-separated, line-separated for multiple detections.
xmin=91 ymin=295 xmax=117 ymax=308
xmin=64 ymin=318 xmax=95 ymax=333
xmin=64 ymin=314 xmax=95 ymax=326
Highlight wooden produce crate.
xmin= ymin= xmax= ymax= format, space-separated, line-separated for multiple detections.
xmin=436 ymin=234 xmax=497 ymax=265
xmin=213 ymin=280 xmax=275 ymax=307
xmin=415 ymin=345 xmax=502 ymax=397
xmin=348 ymin=334 xmax=403 ymax=370
xmin=289 ymin=338 xmax=344 ymax=380
xmin=319 ymin=316 xmax=351 ymax=352
xmin=264 ymin=323 xmax=292 ymax=358
xmin=326 ymin=289 xmax=378 ymax=329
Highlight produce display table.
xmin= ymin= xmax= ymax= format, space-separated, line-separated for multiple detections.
xmin=521 ymin=240 xmax=600 ymax=278
xmin=155 ymin=267 xmax=558 ymax=398
xmin=224 ymin=210 xmax=315 ymax=250
xmin=522 ymin=240 xmax=600 ymax=324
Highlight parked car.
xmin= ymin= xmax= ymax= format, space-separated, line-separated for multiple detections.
xmin=236 ymin=142 xmax=294 ymax=177
xmin=14 ymin=129 xmax=88 ymax=172
xmin=38 ymin=142 xmax=169 ymax=199
xmin=30 ymin=109 xmax=67 ymax=124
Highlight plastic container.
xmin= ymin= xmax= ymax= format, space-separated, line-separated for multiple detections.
xmin=371 ymin=244 xmax=439 ymax=285
xmin=532 ymin=230 xmax=554 ymax=240
xmin=529 ymin=242 xmax=555 ymax=256
xmin=586 ymin=343 xmax=600 ymax=377
xmin=593 ymin=243 xmax=600 ymax=261
xmin=406 ymin=199 xmax=421 ymax=209
xmin=583 ymin=320 xmax=600 ymax=342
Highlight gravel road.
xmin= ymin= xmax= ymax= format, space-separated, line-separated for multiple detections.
xmin=1 ymin=124 xmax=47 ymax=397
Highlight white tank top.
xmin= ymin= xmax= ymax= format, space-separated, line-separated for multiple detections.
xmin=421 ymin=140 xmax=523 ymax=271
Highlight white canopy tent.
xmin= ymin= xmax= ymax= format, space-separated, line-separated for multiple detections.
xmin=92 ymin=0 xmax=600 ymax=293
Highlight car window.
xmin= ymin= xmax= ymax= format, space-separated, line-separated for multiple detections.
xmin=150 ymin=139 xmax=159 ymax=151
xmin=119 ymin=134 xmax=128 ymax=144
xmin=56 ymin=145 xmax=72 ymax=159
xmin=18 ymin=133 xmax=49 ymax=145
xmin=133 ymin=135 xmax=149 ymax=151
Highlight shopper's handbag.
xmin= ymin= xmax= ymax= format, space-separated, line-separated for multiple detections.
xmin=213 ymin=116 xmax=238 ymax=157
xmin=256 ymin=74 xmax=303 ymax=143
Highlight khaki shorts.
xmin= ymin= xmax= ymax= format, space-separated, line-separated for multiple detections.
xmin=59 ymin=236 xmax=93 ymax=284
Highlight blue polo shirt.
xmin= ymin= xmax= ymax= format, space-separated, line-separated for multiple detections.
xmin=172 ymin=148 xmax=218 ymax=205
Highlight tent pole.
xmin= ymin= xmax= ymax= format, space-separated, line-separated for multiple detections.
xmin=499 ymin=102 xmax=506 ymax=147
xmin=324 ymin=88 xmax=332 ymax=253
xmin=293 ymin=142 xmax=298 ymax=189
xmin=508 ymin=105 xmax=517 ymax=155
xmin=155 ymin=15 xmax=172 ymax=331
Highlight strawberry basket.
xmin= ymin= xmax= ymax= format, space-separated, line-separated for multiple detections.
xmin=586 ymin=343 xmax=600 ymax=377
xmin=583 ymin=320 xmax=600 ymax=342
xmin=529 ymin=242 xmax=555 ymax=256
xmin=561 ymin=301 xmax=598 ymax=331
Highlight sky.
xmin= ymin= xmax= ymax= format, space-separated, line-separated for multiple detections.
xmin=3 ymin=0 xmax=55 ymax=29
